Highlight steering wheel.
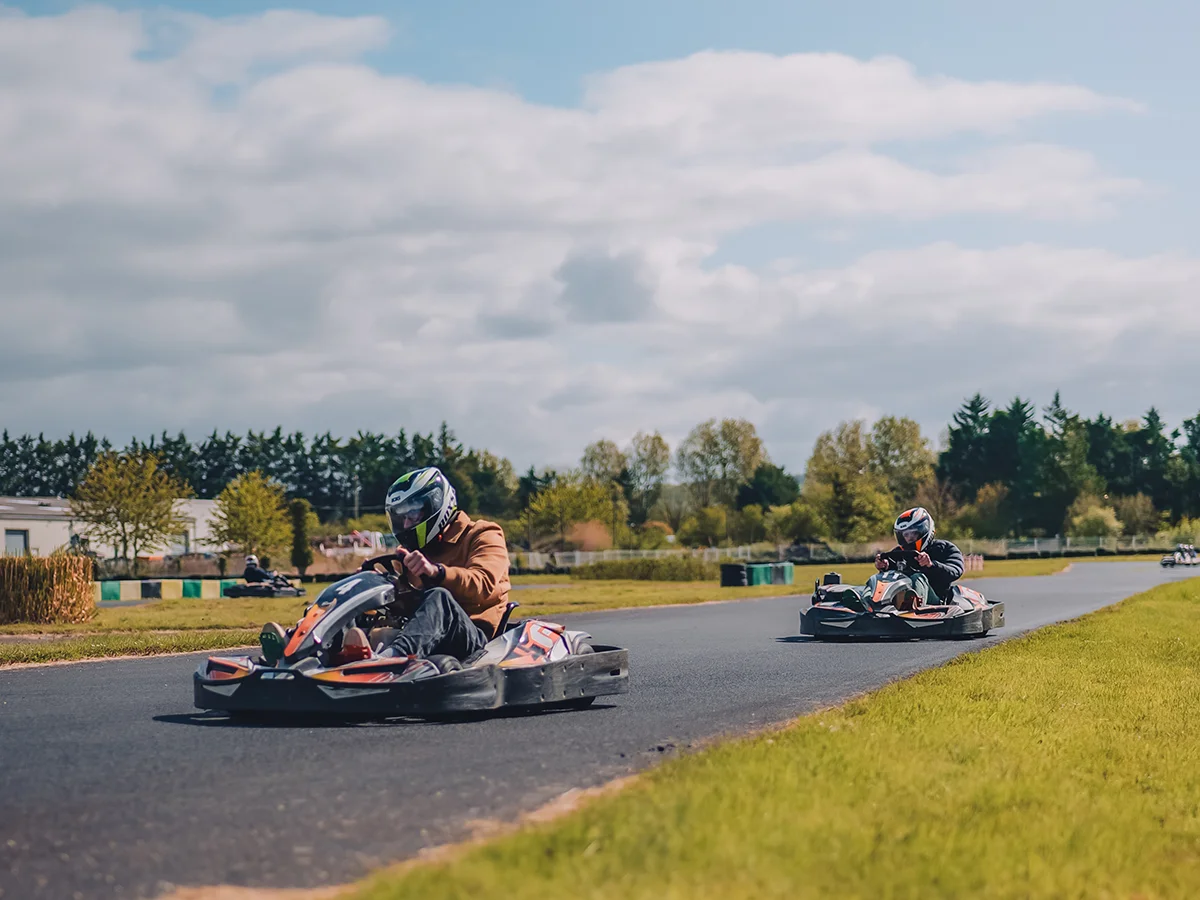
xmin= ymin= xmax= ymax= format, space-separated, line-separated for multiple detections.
xmin=361 ymin=553 xmax=404 ymax=579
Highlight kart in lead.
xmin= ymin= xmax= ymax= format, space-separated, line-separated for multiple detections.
xmin=195 ymin=556 xmax=629 ymax=718
xmin=800 ymin=561 xmax=1005 ymax=639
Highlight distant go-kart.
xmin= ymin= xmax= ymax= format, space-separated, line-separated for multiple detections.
xmin=223 ymin=575 xmax=306 ymax=599
xmin=800 ymin=558 xmax=1005 ymax=639
xmin=1161 ymin=548 xmax=1198 ymax=568
xmin=195 ymin=555 xmax=629 ymax=718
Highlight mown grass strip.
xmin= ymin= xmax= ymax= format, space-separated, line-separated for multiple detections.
xmin=0 ymin=630 xmax=258 ymax=665
xmin=349 ymin=577 xmax=1200 ymax=900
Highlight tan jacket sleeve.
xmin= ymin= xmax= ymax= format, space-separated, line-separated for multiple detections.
xmin=440 ymin=521 xmax=509 ymax=615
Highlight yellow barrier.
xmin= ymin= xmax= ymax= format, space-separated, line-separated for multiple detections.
xmin=119 ymin=580 xmax=141 ymax=602
xmin=200 ymin=580 xmax=222 ymax=599
xmin=160 ymin=579 xmax=183 ymax=600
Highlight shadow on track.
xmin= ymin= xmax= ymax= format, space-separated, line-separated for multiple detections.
xmin=155 ymin=702 xmax=618 ymax=729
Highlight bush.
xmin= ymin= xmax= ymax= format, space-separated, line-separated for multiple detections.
xmin=0 ymin=556 xmax=95 ymax=625
xmin=571 ymin=557 xmax=719 ymax=581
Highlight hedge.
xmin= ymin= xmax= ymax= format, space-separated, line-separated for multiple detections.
xmin=0 ymin=556 xmax=95 ymax=625
xmin=570 ymin=558 xmax=720 ymax=582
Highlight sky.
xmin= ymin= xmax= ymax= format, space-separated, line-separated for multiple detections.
xmin=2 ymin=1 xmax=1198 ymax=473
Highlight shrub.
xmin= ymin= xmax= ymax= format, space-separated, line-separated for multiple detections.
xmin=0 ymin=556 xmax=94 ymax=625
xmin=571 ymin=557 xmax=719 ymax=581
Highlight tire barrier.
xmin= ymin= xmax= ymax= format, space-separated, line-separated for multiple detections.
xmin=720 ymin=562 xmax=794 ymax=588
xmin=93 ymin=578 xmax=300 ymax=604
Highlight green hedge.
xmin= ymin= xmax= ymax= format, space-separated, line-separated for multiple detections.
xmin=571 ymin=558 xmax=720 ymax=582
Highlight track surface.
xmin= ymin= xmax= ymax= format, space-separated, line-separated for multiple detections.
xmin=1 ymin=562 xmax=1192 ymax=899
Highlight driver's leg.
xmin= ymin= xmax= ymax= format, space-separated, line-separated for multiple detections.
xmin=907 ymin=572 xmax=933 ymax=608
xmin=385 ymin=588 xmax=488 ymax=660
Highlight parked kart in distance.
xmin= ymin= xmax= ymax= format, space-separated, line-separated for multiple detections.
xmin=196 ymin=556 xmax=629 ymax=718
xmin=223 ymin=574 xmax=306 ymax=599
xmin=800 ymin=563 xmax=1004 ymax=639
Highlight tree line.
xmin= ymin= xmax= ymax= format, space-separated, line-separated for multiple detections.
xmin=5 ymin=392 xmax=1200 ymax=555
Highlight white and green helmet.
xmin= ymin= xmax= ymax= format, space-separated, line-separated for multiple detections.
xmin=385 ymin=467 xmax=458 ymax=550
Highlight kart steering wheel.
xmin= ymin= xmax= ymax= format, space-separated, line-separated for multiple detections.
xmin=361 ymin=553 xmax=404 ymax=579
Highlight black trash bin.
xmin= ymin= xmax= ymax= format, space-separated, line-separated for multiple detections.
xmin=720 ymin=563 xmax=748 ymax=587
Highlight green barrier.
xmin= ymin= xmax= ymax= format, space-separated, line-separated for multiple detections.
xmin=220 ymin=579 xmax=239 ymax=597
xmin=182 ymin=580 xmax=202 ymax=599
xmin=747 ymin=564 xmax=774 ymax=586
xmin=100 ymin=581 xmax=122 ymax=602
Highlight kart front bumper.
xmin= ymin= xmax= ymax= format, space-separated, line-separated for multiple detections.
xmin=194 ymin=646 xmax=629 ymax=717
xmin=800 ymin=603 xmax=1005 ymax=639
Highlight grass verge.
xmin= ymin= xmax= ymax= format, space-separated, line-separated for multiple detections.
xmin=0 ymin=630 xmax=257 ymax=666
xmin=347 ymin=577 xmax=1200 ymax=900
xmin=0 ymin=557 xmax=1069 ymax=664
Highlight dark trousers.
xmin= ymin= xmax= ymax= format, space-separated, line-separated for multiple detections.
xmin=388 ymin=588 xmax=489 ymax=660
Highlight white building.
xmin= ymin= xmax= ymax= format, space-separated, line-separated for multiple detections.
xmin=0 ymin=496 xmax=219 ymax=558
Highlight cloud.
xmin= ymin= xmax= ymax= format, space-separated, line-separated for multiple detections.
xmin=0 ymin=5 xmax=1186 ymax=474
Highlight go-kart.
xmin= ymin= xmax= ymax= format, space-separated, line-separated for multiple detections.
xmin=1161 ymin=547 xmax=1198 ymax=568
xmin=195 ymin=555 xmax=629 ymax=718
xmin=223 ymin=573 xmax=306 ymax=599
xmin=800 ymin=563 xmax=1004 ymax=639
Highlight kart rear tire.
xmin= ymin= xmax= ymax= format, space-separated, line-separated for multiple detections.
xmin=428 ymin=654 xmax=463 ymax=674
xmin=573 ymin=640 xmax=594 ymax=655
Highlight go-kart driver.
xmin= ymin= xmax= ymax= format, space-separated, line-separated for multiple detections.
xmin=874 ymin=507 xmax=964 ymax=608
xmin=259 ymin=467 xmax=511 ymax=665
xmin=243 ymin=555 xmax=277 ymax=584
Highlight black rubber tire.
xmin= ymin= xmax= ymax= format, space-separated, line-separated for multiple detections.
xmin=427 ymin=654 xmax=463 ymax=674
xmin=573 ymin=640 xmax=594 ymax=656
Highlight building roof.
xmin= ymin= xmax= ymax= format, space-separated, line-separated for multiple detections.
xmin=0 ymin=496 xmax=74 ymax=521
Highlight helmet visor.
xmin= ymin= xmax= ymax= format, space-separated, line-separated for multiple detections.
xmin=386 ymin=485 xmax=443 ymax=537
xmin=896 ymin=526 xmax=926 ymax=550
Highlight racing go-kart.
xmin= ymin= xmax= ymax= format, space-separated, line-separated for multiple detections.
xmin=1161 ymin=545 xmax=1198 ymax=568
xmin=800 ymin=560 xmax=1005 ymax=639
xmin=195 ymin=555 xmax=629 ymax=718
xmin=223 ymin=573 xmax=306 ymax=599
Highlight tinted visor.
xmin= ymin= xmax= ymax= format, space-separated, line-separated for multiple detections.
xmin=386 ymin=485 xmax=442 ymax=536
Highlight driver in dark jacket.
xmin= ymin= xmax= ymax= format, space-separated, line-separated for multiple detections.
xmin=874 ymin=507 xmax=964 ymax=607
xmin=243 ymin=554 xmax=275 ymax=584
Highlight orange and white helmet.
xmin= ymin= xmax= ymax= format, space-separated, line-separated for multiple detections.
xmin=894 ymin=507 xmax=935 ymax=552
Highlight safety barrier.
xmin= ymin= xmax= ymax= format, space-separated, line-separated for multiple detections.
xmin=93 ymin=578 xmax=302 ymax=603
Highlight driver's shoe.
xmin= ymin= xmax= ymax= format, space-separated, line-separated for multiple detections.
xmin=335 ymin=626 xmax=372 ymax=664
xmin=259 ymin=621 xmax=287 ymax=665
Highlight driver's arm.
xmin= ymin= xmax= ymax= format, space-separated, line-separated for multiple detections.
xmin=440 ymin=522 xmax=509 ymax=614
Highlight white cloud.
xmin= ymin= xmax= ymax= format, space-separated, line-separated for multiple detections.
xmin=0 ymin=5 xmax=1189 ymax=474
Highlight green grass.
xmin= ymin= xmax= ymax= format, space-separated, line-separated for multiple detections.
xmin=0 ymin=557 xmax=1069 ymax=665
xmin=348 ymin=577 xmax=1200 ymax=900
xmin=0 ymin=630 xmax=257 ymax=665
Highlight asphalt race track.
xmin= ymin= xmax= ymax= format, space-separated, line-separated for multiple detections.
xmin=1 ymin=562 xmax=1194 ymax=899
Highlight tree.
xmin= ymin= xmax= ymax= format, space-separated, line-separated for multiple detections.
xmin=957 ymin=483 xmax=1011 ymax=539
xmin=210 ymin=471 xmax=292 ymax=557
xmin=1065 ymin=495 xmax=1123 ymax=538
xmin=289 ymin=498 xmax=315 ymax=576
xmin=677 ymin=506 xmax=728 ymax=547
xmin=71 ymin=451 xmax=191 ymax=567
xmin=522 ymin=475 xmax=618 ymax=550
xmin=764 ymin=501 xmax=827 ymax=544
xmin=626 ymin=431 xmax=670 ymax=524
xmin=868 ymin=416 xmax=935 ymax=506
xmin=1111 ymin=494 xmax=1161 ymax=536
xmin=802 ymin=421 xmax=893 ymax=541
xmin=675 ymin=418 xmax=766 ymax=507
xmin=736 ymin=463 xmax=800 ymax=509
xmin=581 ymin=439 xmax=627 ymax=484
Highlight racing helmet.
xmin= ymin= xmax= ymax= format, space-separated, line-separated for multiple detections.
xmin=385 ymin=467 xmax=458 ymax=550
xmin=894 ymin=507 xmax=935 ymax=552
xmin=245 ymin=554 xmax=258 ymax=567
